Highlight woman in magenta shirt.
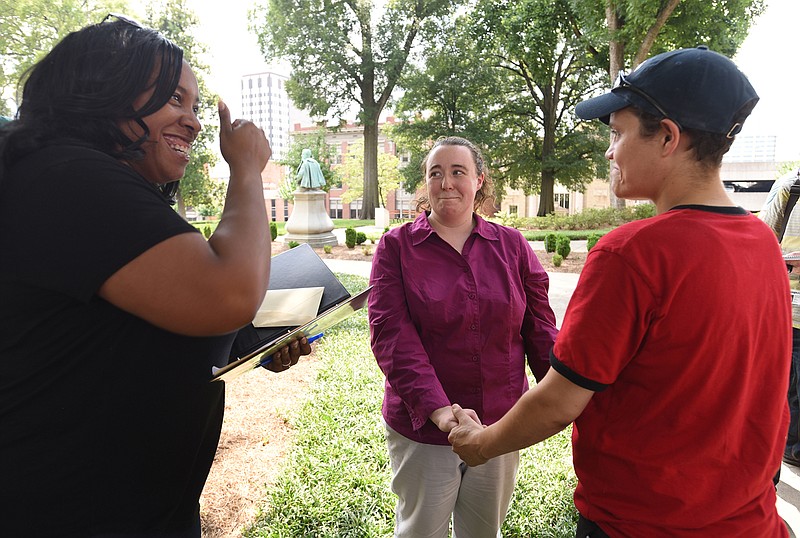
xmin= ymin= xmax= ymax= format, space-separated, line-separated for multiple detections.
xmin=368 ymin=136 xmax=558 ymax=537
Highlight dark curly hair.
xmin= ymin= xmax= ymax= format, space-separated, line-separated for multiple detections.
xmin=0 ymin=17 xmax=183 ymax=178
xmin=415 ymin=136 xmax=495 ymax=214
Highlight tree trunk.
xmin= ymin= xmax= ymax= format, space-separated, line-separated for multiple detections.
xmin=176 ymin=190 xmax=187 ymax=219
xmin=360 ymin=119 xmax=379 ymax=220
xmin=538 ymin=171 xmax=556 ymax=216
xmin=606 ymin=3 xmax=626 ymax=209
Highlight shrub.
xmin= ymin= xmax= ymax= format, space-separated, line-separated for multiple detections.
xmin=632 ymin=202 xmax=656 ymax=220
xmin=367 ymin=234 xmax=380 ymax=244
xmin=202 ymin=225 xmax=212 ymax=239
xmin=544 ymin=233 xmax=557 ymax=253
xmin=384 ymin=226 xmax=390 ymax=234
xmin=552 ymin=253 xmax=563 ymax=267
xmin=288 ymin=240 xmax=300 ymax=249
xmin=556 ymin=235 xmax=571 ymax=258
xmin=356 ymin=231 xmax=367 ymax=245
xmin=586 ymin=233 xmax=602 ymax=251
xmin=345 ymin=227 xmax=357 ymax=249
xmin=323 ymin=245 xmax=333 ymax=254
xmin=362 ymin=245 xmax=372 ymax=256
xmin=270 ymin=222 xmax=278 ymax=242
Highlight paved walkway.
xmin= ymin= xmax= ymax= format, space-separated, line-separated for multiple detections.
xmin=324 ymin=254 xmax=800 ymax=534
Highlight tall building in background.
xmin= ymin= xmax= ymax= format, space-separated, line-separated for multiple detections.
xmin=240 ymin=71 xmax=292 ymax=160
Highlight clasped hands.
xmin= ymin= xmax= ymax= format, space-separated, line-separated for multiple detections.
xmin=431 ymin=404 xmax=490 ymax=467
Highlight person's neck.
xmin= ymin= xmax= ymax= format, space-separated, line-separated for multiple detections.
xmin=653 ymin=169 xmax=735 ymax=214
xmin=428 ymin=212 xmax=475 ymax=253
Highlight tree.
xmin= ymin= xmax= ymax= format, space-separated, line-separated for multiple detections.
xmin=338 ymin=140 xmax=401 ymax=208
xmin=473 ymin=0 xmax=609 ymax=215
xmin=250 ymin=0 xmax=458 ymax=219
xmin=143 ymin=0 xmax=224 ymax=219
xmin=390 ymin=16 xmax=503 ymax=194
xmin=0 ymin=0 xmax=126 ymax=115
xmin=569 ymin=0 xmax=765 ymax=207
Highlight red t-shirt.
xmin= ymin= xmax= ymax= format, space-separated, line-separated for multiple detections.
xmin=552 ymin=205 xmax=790 ymax=537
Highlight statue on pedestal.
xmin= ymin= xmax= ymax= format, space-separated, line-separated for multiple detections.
xmin=296 ymin=148 xmax=326 ymax=190
xmin=283 ymin=148 xmax=337 ymax=248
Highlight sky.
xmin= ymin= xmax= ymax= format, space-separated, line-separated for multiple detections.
xmin=133 ymin=0 xmax=800 ymax=162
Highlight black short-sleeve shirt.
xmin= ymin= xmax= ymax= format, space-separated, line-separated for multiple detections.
xmin=0 ymin=145 xmax=235 ymax=536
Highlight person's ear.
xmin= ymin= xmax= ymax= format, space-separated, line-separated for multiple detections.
xmin=477 ymin=173 xmax=485 ymax=190
xmin=660 ymin=119 xmax=681 ymax=154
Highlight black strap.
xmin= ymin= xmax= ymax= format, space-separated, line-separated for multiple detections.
xmin=779 ymin=172 xmax=800 ymax=243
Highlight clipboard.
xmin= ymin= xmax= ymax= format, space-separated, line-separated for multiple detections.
xmin=228 ymin=243 xmax=351 ymax=362
xmin=212 ymin=286 xmax=372 ymax=383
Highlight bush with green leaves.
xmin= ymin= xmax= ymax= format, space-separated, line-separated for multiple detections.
xmin=586 ymin=233 xmax=602 ymax=251
xmin=202 ymin=225 xmax=212 ymax=239
xmin=345 ymin=227 xmax=357 ymax=249
xmin=556 ymin=235 xmax=571 ymax=258
xmin=552 ymin=253 xmax=563 ymax=267
xmin=288 ymin=240 xmax=300 ymax=249
xmin=495 ymin=204 xmax=657 ymax=232
xmin=544 ymin=233 xmax=558 ymax=253
xmin=356 ymin=231 xmax=367 ymax=245
xmin=270 ymin=222 xmax=278 ymax=242
xmin=323 ymin=245 xmax=333 ymax=254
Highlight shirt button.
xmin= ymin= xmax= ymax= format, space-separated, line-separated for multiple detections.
xmin=472 ymin=355 xmax=479 ymax=362
xmin=470 ymin=324 xmax=477 ymax=330
xmin=468 ymin=293 xmax=475 ymax=299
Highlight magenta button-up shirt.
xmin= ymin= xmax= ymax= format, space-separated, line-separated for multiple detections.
xmin=368 ymin=212 xmax=558 ymax=445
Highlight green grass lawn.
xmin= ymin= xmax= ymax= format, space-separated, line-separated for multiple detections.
xmin=246 ymin=274 xmax=578 ymax=537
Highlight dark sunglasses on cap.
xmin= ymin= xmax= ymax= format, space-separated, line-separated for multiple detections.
xmin=101 ymin=13 xmax=143 ymax=28
xmin=613 ymin=71 xmax=683 ymax=131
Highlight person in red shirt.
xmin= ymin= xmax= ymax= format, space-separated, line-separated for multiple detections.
xmin=449 ymin=47 xmax=790 ymax=537
xmin=368 ymin=136 xmax=558 ymax=537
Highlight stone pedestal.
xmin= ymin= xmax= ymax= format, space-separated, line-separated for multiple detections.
xmin=282 ymin=189 xmax=338 ymax=248
xmin=374 ymin=207 xmax=390 ymax=229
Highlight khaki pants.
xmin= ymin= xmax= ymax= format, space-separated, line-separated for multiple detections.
xmin=384 ymin=421 xmax=519 ymax=538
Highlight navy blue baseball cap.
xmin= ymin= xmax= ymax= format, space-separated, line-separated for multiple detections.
xmin=575 ymin=46 xmax=759 ymax=138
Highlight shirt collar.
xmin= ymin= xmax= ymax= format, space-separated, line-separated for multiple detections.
xmin=409 ymin=211 xmax=499 ymax=246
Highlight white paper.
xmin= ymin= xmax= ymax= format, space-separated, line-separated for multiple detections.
xmin=252 ymin=287 xmax=325 ymax=327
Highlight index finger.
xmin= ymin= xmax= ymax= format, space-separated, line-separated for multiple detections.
xmin=218 ymin=99 xmax=231 ymax=134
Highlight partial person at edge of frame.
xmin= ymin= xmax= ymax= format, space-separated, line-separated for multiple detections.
xmin=0 ymin=14 xmax=311 ymax=538
xmin=759 ymin=167 xmax=800 ymax=471
xmin=368 ymin=135 xmax=559 ymax=537
xmin=449 ymin=46 xmax=790 ymax=538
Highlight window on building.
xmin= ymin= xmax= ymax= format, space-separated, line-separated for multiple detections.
xmin=330 ymin=198 xmax=343 ymax=219
xmin=349 ymin=199 xmax=363 ymax=219
xmin=395 ymin=198 xmax=415 ymax=219
xmin=555 ymin=193 xmax=570 ymax=210
xmin=270 ymin=199 xmax=276 ymax=221
xmin=509 ymin=205 xmax=518 ymax=215
xmin=328 ymin=144 xmax=342 ymax=165
xmin=283 ymin=200 xmax=289 ymax=220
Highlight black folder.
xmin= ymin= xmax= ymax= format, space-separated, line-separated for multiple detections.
xmin=213 ymin=285 xmax=371 ymax=383
xmin=228 ymin=243 xmax=351 ymax=363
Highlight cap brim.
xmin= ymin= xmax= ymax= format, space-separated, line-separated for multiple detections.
xmin=575 ymin=92 xmax=631 ymax=124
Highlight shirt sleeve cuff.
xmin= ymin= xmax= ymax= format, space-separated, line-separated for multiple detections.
xmin=549 ymin=349 xmax=609 ymax=392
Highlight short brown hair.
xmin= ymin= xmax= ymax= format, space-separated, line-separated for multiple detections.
xmin=631 ymin=107 xmax=734 ymax=169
